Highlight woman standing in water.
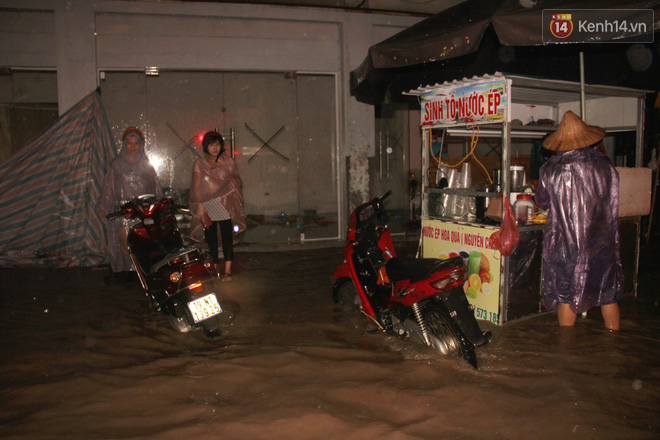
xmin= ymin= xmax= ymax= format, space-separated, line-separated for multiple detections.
xmin=536 ymin=111 xmax=622 ymax=330
xmin=96 ymin=126 xmax=162 ymax=284
xmin=189 ymin=130 xmax=246 ymax=281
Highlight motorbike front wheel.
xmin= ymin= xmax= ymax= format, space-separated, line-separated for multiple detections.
xmin=335 ymin=281 xmax=362 ymax=313
xmin=423 ymin=304 xmax=477 ymax=368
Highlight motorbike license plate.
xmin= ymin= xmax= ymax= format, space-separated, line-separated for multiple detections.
xmin=187 ymin=293 xmax=222 ymax=323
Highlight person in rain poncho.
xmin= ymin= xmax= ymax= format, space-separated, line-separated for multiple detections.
xmin=189 ymin=130 xmax=246 ymax=281
xmin=96 ymin=127 xmax=162 ymax=284
xmin=536 ymin=111 xmax=622 ymax=330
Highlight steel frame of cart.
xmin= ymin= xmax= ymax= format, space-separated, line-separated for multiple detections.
xmin=406 ymin=72 xmax=649 ymax=326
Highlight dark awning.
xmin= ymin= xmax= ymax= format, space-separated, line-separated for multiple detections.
xmin=351 ymin=0 xmax=660 ymax=104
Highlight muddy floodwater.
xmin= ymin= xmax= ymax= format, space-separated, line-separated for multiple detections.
xmin=1 ymin=241 xmax=659 ymax=440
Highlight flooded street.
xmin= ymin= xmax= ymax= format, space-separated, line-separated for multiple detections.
xmin=1 ymin=242 xmax=658 ymax=440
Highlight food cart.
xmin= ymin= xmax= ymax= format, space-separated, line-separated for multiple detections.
xmin=405 ymin=72 xmax=650 ymax=325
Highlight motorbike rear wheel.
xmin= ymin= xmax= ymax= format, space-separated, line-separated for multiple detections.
xmin=423 ymin=304 xmax=477 ymax=368
xmin=169 ymin=314 xmax=193 ymax=333
xmin=335 ymin=282 xmax=362 ymax=312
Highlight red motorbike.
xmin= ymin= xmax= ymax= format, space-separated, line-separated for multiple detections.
xmin=107 ymin=194 xmax=237 ymax=338
xmin=331 ymin=191 xmax=491 ymax=368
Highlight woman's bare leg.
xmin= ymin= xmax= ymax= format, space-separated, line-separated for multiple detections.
xmin=558 ymin=303 xmax=577 ymax=327
xmin=601 ymin=303 xmax=620 ymax=330
xmin=222 ymin=261 xmax=232 ymax=281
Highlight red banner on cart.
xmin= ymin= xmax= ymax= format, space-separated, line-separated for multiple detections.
xmin=419 ymin=78 xmax=507 ymax=126
xmin=422 ymin=219 xmax=502 ymax=325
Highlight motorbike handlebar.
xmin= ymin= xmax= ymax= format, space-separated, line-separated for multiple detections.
xmin=353 ymin=190 xmax=393 ymax=234
xmin=376 ymin=190 xmax=392 ymax=208
xmin=105 ymin=211 xmax=123 ymax=220
xmin=371 ymin=190 xmax=392 ymax=213
xmin=105 ymin=202 xmax=190 ymax=221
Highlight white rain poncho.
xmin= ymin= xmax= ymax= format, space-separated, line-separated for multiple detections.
xmin=96 ymin=131 xmax=162 ymax=272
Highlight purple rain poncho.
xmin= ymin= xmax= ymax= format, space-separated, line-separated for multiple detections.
xmin=188 ymin=150 xmax=246 ymax=240
xmin=536 ymin=147 xmax=623 ymax=314
xmin=96 ymin=137 xmax=162 ymax=272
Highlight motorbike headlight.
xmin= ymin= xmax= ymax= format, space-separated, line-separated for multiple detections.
xmin=170 ymin=272 xmax=182 ymax=282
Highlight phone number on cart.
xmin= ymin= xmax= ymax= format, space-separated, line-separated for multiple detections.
xmin=475 ymin=307 xmax=499 ymax=324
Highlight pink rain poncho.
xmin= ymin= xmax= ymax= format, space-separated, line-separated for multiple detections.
xmin=188 ymin=150 xmax=246 ymax=239
xmin=536 ymin=147 xmax=623 ymax=314
xmin=96 ymin=134 xmax=162 ymax=272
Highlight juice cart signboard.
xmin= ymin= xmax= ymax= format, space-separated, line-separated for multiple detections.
xmin=419 ymin=77 xmax=507 ymax=127
xmin=422 ymin=219 xmax=501 ymax=324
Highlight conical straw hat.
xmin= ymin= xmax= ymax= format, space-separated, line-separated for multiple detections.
xmin=543 ymin=110 xmax=606 ymax=151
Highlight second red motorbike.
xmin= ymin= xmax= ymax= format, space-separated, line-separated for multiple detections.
xmin=331 ymin=191 xmax=491 ymax=368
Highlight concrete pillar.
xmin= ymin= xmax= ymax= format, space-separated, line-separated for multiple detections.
xmin=54 ymin=0 xmax=97 ymax=115
xmin=343 ymin=16 xmax=376 ymax=213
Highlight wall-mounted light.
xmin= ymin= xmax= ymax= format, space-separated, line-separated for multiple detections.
xmin=145 ymin=67 xmax=159 ymax=76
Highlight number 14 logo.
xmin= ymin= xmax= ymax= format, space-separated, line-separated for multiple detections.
xmin=550 ymin=14 xmax=573 ymax=38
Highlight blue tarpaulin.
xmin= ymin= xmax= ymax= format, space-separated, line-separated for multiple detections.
xmin=0 ymin=90 xmax=115 ymax=267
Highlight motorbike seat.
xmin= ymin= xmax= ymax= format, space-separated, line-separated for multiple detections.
xmin=385 ymin=256 xmax=463 ymax=283
xmin=150 ymin=244 xmax=201 ymax=273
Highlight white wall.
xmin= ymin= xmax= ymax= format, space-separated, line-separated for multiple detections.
xmin=559 ymin=96 xmax=640 ymax=128
xmin=0 ymin=0 xmax=419 ymax=144
xmin=0 ymin=0 xmax=422 ymax=234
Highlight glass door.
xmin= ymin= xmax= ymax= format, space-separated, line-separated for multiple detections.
xmin=371 ymin=103 xmax=410 ymax=234
xmin=100 ymin=70 xmax=339 ymax=244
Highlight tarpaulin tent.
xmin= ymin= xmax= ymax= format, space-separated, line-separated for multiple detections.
xmin=0 ymin=89 xmax=115 ymax=267
xmin=351 ymin=0 xmax=660 ymax=104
